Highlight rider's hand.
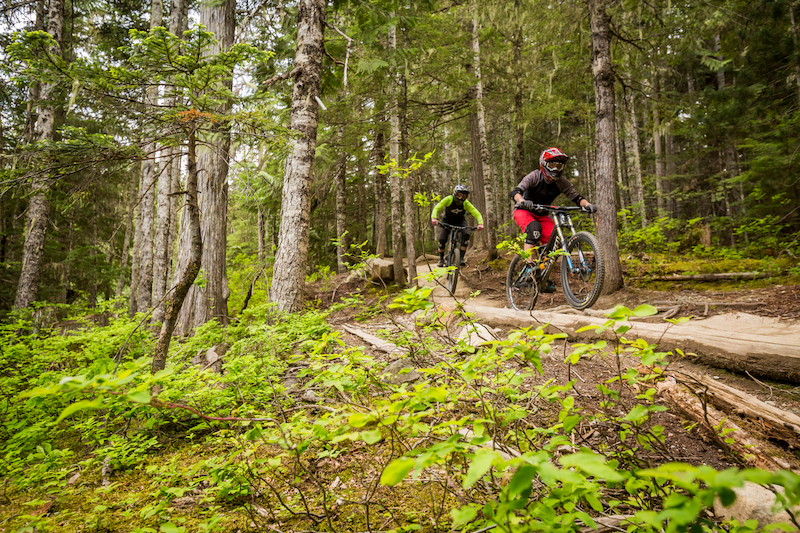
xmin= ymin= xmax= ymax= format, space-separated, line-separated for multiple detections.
xmin=515 ymin=200 xmax=536 ymax=212
xmin=477 ymin=224 xmax=484 ymax=231
xmin=584 ymin=203 xmax=597 ymax=213
xmin=431 ymin=218 xmax=439 ymax=226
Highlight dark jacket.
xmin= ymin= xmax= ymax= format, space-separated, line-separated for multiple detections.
xmin=510 ymin=169 xmax=584 ymax=206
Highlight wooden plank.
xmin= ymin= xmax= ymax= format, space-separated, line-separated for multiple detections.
xmin=656 ymin=376 xmax=789 ymax=471
xmin=678 ymin=372 xmax=800 ymax=448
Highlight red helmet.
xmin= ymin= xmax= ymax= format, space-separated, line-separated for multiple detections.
xmin=539 ymin=147 xmax=568 ymax=181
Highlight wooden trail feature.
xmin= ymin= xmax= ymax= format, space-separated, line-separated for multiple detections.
xmin=441 ymin=304 xmax=800 ymax=384
xmin=411 ymin=255 xmax=800 ymax=384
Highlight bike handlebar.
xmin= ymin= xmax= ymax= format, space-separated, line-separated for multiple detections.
xmin=436 ymin=222 xmax=478 ymax=230
xmin=516 ymin=203 xmax=596 ymax=214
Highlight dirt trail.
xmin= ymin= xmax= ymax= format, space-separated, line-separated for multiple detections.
xmin=417 ymin=259 xmax=800 ymax=383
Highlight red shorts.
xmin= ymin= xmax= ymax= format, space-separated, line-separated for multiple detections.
xmin=513 ymin=209 xmax=554 ymax=245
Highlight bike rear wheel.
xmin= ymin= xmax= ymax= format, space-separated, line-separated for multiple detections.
xmin=447 ymin=248 xmax=461 ymax=294
xmin=560 ymin=231 xmax=604 ymax=310
xmin=506 ymin=255 xmax=538 ymax=311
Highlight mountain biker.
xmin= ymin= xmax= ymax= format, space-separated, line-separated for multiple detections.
xmin=431 ymin=184 xmax=485 ymax=268
xmin=510 ymin=147 xmax=596 ymax=291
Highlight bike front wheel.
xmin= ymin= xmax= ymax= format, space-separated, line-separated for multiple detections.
xmin=506 ymin=255 xmax=538 ymax=311
xmin=447 ymin=248 xmax=461 ymax=294
xmin=560 ymin=231 xmax=604 ymax=310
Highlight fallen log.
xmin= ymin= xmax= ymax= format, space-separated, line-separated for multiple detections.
xmin=651 ymin=301 xmax=766 ymax=307
xmin=677 ymin=372 xmax=800 ymax=449
xmin=579 ymin=515 xmax=635 ymax=533
xmin=340 ymin=324 xmax=408 ymax=355
xmin=639 ymin=272 xmax=772 ymax=282
xmin=657 ymin=376 xmax=792 ymax=472
xmin=459 ymin=305 xmax=800 ymax=384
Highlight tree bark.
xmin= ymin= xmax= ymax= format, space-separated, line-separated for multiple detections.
xmin=115 ymin=169 xmax=137 ymax=305
xmin=791 ymin=0 xmax=800 ymax=106
xmin=589 ymin=0 xmax=624 ymax=294
xmin=400 ymin=72 xmax=417 ymax=285
xmin=136 ymin=156 xmax=157 ymax=312
xmin=152 ymin=126 xmax=202 ymax=373
xmin=134 ymin=0 xmax=164 ymax=314
xmin=165 ymin=0 xmax=187 ymax=292
xmin=334 ymin=124 xmax=348 ymax=274
xmin=270 ymin=0 xmax=326 ymax=313
xmin=174 ymin=0 xmax=234 ymax=333
xmin=468 ymin=98 xmax=487 ymax=248
xmin=652 ymin=75 xmax=667 ymax=219
xmin=387 ymin=22 xmax=406 ymax=287
xmin=258 ymin=208 xmax=266 ymax=262
xmin=14 ymin=0 xmax=64 ymax=310
xmin=471 ymin=0 xmax=497 ymax=260
xmin=623 ymin=85 xmax=647 ymax=228
xmin=151 ymin=160 xmax=172 ymax=323
xmin=372 ymin=116 xmax=387 ymax=257
xmin=129 ymin=171 xmax=142 ymax=316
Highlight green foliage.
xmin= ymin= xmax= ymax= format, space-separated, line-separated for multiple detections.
xmin=4 ymin=276 xmax=800 ymax=532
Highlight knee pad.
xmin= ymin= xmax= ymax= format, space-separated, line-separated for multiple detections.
xmin=525 ymin=221 xmax=542 ymax=245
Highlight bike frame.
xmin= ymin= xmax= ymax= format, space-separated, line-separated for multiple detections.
xmin=535 ymin=206 xmax=587 ymax=280
xmin=437 ymin=222 xmax=476 ymax=262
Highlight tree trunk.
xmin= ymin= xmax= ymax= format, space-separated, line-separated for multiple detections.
xmin=471 ymin=0 xmax=497 ymax=260
xmin=14 ymin=0 xmax=64 ymax=310
xmin=665 ymin=131 xmax=676 ymax=216
xmin=165 ymin=0 xmax=187 ymax=289
xmin=442 ymin=128 xmax=453 ymax=193
xmin=129 ymin=171 xmax=142 ymax=316
xmin=334 ymin=124 xmax=348 ymax=274
xmin=388 ymin=22 xmax=406 ymax=287
xmin=115 ymin=170 xmax=137 ymax=305
xmin=372 ymin=122 xmax=387 ymax=257
xmin=400 ymin=72 xmax=417 ymax=285
xmin=136 ymin=155 xmax=157 ymax=312
xmin=270 ymin=0 xmax=326 ymax=313
xmin=468 ymin=100 xmax=487 ymax=248
xmin=151 ymin=160 xmax=172 ymax=322
xmin=258 ymin=208 xmax=266 ymax=262
xmin=791 ymin=0 xmax=800 ymax=106
xmin=512 ymin=0 xmax=525 ymax=198
xmin=152 ymin=126 xmax=202 ymax=373
xmin=614 ymin=114 xmax=629 ymax=231
xmin=134 ymin=0 xmax=164 ymax=313
xmin=652 ymin=76 xmax=667 ymax=219
xmin=589 ymin=0 xmax=624 ymax=293
xmin=174 ymin=0 xmax=234 ymax=333
xmin=623 ymin=85 xmax=647 ymax=228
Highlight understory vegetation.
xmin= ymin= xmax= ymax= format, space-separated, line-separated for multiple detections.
xmin=2 ymin=250 xmax=800 ymax=533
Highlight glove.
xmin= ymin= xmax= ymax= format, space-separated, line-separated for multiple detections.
xmin=515 ymin=200 xmax=536 ymax=212
xmin=584 ymin=204 xmax=597 ymax=213
xmin=477 ymin=224 xmax=484 ymax=231
xmin=431 ymin=218 xmax=439 ymax=226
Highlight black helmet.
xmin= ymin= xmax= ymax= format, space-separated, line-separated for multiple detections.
xmin=453 ymin=184 xmax=470 ymax=196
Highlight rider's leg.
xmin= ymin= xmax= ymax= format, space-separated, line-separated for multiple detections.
xmin=535 ymin=217 xmax=557 ymax=292
xmin=459 ymin=229 xmax=471 ymax=266
xmin=437 ymin=228 xmax=449 ymax=267
xmin=514 ymin=210 xmax=541 ymax=263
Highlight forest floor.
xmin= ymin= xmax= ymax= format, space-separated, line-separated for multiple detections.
xmin=308 ymin=248 xmax=800 ymax=475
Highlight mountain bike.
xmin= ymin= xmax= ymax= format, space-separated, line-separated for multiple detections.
xmin=506 ymin=204 xmax=604 ymax=311
xmin=437 ymin=222 xmax=477 ymax=295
